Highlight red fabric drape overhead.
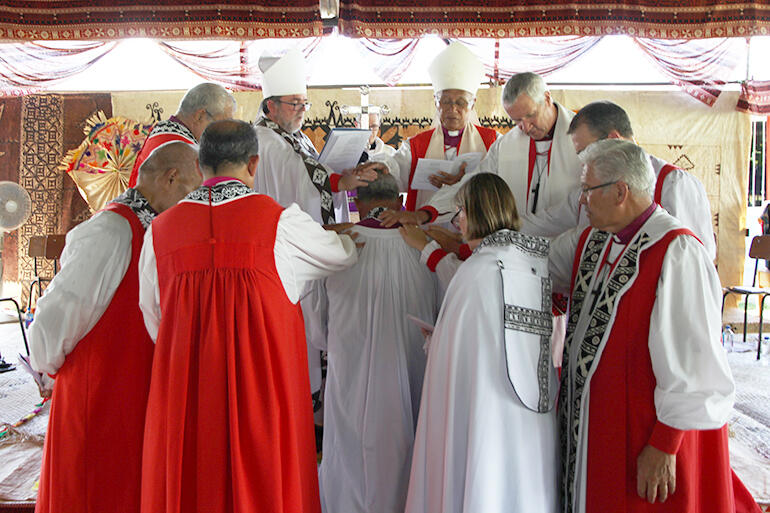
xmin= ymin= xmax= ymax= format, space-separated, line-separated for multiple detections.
xmin=0 ymin=1 xmax=323 ymax=41
xmin=338 ymin=1 xmax=770 ymax=40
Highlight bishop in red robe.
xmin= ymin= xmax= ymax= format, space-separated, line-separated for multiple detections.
xmin=29 ymin=142 xmax=201 ymax=513
xmin=550 ymin=139 xmax=761 ymax=513
xmin=138 ymin=120 xmax=358 ymax=513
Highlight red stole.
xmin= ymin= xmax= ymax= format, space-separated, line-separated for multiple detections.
xmin=526 ymin=137 xmax=553 ymax=209
xmin=127 ymin=124 xmax=195 ymax=187
xmin=142 ymin=194 xmax=320 ymax=513
xmin=406 ymin=125 xmax=498 ymax=211
xmin=36 ymin=203 xmax=153 ymax=513
xmin=575 ymin=228 xmax=738 ymax=513
xmin=654 ymin=164 xmax=678 ymax=206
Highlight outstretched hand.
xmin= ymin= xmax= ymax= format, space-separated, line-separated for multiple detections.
xmin=379 ymin=209 xmax=430 ymax=228
xmin=425 ymin=225 xmax=463 ymax=254
xmin=428 ymin=161 xmax=467 ymax=188
xmin=398 ymin=224 xmax=430 ymax=251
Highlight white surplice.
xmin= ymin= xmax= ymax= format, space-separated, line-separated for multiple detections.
xmin=254 ymin=126 xmax=352 ymax=392
xmin=138 ymin=201 xmax=358 ymax=342
xmin=426 ymin=103 xmax=581 ymax=226
xmin=29 ymin=211 xmax=132 ymax=374
xmin=521 ymin=153 xmax=716 ymax=261
xmin=374 ymin=123 xmax=499 ymax=210
xmin=309 ymin=224 xmax=442 ymax=513
xmin=406 ymin=229 xmax=559 ymax=513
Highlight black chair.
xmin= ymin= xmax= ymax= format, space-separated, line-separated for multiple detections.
xmin=721 ymin=234 xmax=770 ymax=360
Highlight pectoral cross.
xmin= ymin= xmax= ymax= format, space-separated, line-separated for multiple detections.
xmin=340 ymin=86 xmax=390 ymax=129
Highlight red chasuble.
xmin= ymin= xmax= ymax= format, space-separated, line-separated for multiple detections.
xmin=36 ymin=203 xmax=154 ymax=513
xmin=565 ymin=227 xmax=760 ymax=513
xmin=141 ymin=191 xmax=320 ymax=513
xmin=406 ymin=124 xmax=498 ymax=211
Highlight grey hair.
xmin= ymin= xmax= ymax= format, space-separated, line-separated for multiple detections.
xmin=356 ymin=169 xmax=399 ymax=203
xmin=580 ymin=139 xmax=654 ymax=197
xmin=178 ymin=83 xmax=236 ymax=117
xmin=502 ymin=72 xmax=547 ymax=106
xmin=199 ymin=119 xmax=258 ymax=174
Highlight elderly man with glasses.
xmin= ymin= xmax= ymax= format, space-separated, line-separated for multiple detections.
xmin=252 ymin=49 xmax=383 ymax=421
xmin=376 ymin=41 xmax=499 ymax=218
xmin=549 ymin=139 xmax=760 ymax=513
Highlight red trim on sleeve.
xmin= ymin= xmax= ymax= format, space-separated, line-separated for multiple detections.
xmin=426 ymin=249 xmax=449 ymax=272
xmin=419 ymin=206 xmax=439 ymax=224
xmin=648 ymin=420 xmax=686 ymax=455
xmin=458 ymin=243 xmax=472 ymax=261
xmin=329 ymin=173 xmax=342 ymax=193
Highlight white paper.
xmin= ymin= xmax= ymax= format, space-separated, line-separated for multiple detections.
xmin=452 ymin=152 xmax=483 ymax=175
xmin=318 ymin=128 xmax=372 ymax=173
xmin=411 ymin=152 xmax=484 ymax=191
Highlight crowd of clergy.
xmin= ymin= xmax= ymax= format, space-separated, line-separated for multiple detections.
xmin=25 ymin=41 xmax=762 ymax=513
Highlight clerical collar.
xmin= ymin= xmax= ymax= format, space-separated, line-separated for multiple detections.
xmin=203 ymin=176 xmax=243 ymax=187
xmin=442 ymin=126 xmax=464 ymax=147
xmin=613 ymin=203 xmax=657 ymax=244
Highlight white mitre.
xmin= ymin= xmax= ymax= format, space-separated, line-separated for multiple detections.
xmin=259 ymin=48 xmax=307 ymax=98
xmin=428 ymin=41 xmax=485 ymax=96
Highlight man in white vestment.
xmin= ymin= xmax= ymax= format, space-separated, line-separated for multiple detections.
xmin=308 ymin=171 xmax=442 ymax=513
xmin=386 ymin=71 xmax=581 ymax=233
xmin=524 ymin=100 xmax=716 ymax=261
xmin=252 ymin=48 xmax=380 ymax=400
xmin=376 ymin=41 xmax=500 ymax=216
xmin=549 ymin=139 xmax=747 ymax=513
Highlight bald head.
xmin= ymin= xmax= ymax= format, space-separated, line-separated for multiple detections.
xmin=135 ymin=141 xmax=201 ymax=213
xmin=138 ymin=142 xmax=197 ymax=179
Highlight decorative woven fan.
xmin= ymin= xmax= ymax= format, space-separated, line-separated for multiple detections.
xmin=60 ymin=112 xmax=154 ymax=211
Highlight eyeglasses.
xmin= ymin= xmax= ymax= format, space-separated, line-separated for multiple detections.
xmin=436 ymin=98 xmax=473 ymax=110
xmin=273 ymin=99 xmax=312 ymax=112
xmin=451 ymin=206 xmax=465 ymax=230
xmin=580 ymin=180 xmax=618 ymax=197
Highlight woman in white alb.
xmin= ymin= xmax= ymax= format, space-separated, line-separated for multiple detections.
xmin=400 ymin=173 xmax=560 ymax=513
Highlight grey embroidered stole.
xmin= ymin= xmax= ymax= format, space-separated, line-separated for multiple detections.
xmin=255 ymin=118 xmax=336 ymax=224
xmin=559 ymin=229 xmax=650 ymax=513
xmin=479 ymin=229 xmax=555 ymax=412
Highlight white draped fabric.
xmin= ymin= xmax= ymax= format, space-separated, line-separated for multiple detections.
xmin=310 ymin=225 xmax=442 ymax=513
xmin=406 ymin=231 xmax=559 ymax=513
